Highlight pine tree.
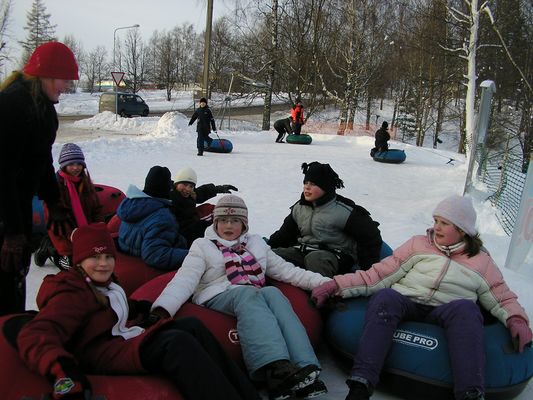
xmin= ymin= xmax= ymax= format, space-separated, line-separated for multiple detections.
xmin=19 ymin=0 xmax=56 ymax=63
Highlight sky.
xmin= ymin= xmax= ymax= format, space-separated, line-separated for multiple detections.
xmin=21 ymin=90 xmax=533 ymax=399
xmin=5 ymin=0 xmax=232 ymax=70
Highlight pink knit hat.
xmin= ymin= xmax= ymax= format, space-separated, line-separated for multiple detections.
xmin=433 ymin=195 xmax=477 ymax=236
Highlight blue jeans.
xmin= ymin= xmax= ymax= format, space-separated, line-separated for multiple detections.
xmin=351 ymin=288 xmax=484 ymax=399
xmin=205 ymin=285 xmax=319 ymax=379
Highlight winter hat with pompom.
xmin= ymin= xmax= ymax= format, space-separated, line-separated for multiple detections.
xmin=433 ymin=195 xmax=477 ymax=236
xmin=71 ymin=222 xmax=116 ymax=266
xmin=213 ymin=194 xmax=248 ymax=234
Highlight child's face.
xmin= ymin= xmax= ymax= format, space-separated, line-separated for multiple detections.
xmin=176 ymin=182 xmax=195 ymax=198
xmin=80 ymin=253 xmax=115 ymax=283
xmin=433 ymin=216 xmax=465 ymax=247
xmin=303 ymin=181 xmax=325 ymax=203
xmin=216 ymin=217 xmax=244 ymax=241
xmin=64 ymin=163 xmax=84 ymax=177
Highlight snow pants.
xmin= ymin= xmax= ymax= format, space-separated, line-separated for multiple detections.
xmin=196 ymin=131 xmax=213 ymax=154
xmin=140 ymin=317 xmax=259 ymax=400
xmin=273 ymin=247 xmax=339 ymax=277
xmin=205 ymin=285 xmax=320 ymax=380
xmin=350 ymin=288 xmax=484 ymax=399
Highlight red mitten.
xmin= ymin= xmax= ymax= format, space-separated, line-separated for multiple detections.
xmin=507 ymin=316 xmax=533 ymax=353
xmin=311 ymin=280 xmax=339 ymax=308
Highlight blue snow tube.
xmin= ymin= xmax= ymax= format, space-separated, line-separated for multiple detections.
xmin=326 ymin=298 xmax=533 ymax=399
xmin=205 ymin=138 xmax=233 ymax=153
xmin=372 ymin=149 xmax=406 ymax=164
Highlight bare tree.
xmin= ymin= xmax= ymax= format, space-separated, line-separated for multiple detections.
xmin=83 ymin=46 xmax=108 ymax=93
xmin=0 ymin=0 xmax=11 ymax=72
xmin=122 ymin=28 xmax=146 ymax=93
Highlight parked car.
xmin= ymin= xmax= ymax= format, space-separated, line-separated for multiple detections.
xmin=99 ymin=92 xmax=149 ymax=117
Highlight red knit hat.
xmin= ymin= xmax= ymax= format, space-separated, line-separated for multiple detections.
xmin=23 ymin=42 xmax=79 ymax=80
xmin=71 ymin=223 xmax=116 ymax=266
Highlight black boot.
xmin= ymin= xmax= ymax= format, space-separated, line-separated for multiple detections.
xmin=345 ymin=380 xmax=370 ymax=400
xmin=34 ymin=236 xmax=54 ymax=267
xmin=266 ymin=360 xmax=319 ymax=400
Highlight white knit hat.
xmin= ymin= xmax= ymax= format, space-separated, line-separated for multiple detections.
xmin=174 ymin=167 xmax=197 ymax=185
xmin=213 ymin=195 xmax=248 ymax=233
xmin=433 ymin=195 xmax=477 ymax=236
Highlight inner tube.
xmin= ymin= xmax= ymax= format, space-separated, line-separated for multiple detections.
xmin=205 ymin=138 xmax=233 ymax=153
xmin=287 ymin=134 xmax=312 ymax=145
xmin=372 ymin=149 xmax=406 ymax=164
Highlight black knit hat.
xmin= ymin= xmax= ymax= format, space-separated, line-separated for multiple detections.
xmin=382 ymin=121 xmax=388 ymax=129
xmin=199 ymin=97 xmax=207 ymax=104
xmin=302 ymin=162 xmax=344 ymax=193
xmin=143 ymin=166 xmax=172 ymax=199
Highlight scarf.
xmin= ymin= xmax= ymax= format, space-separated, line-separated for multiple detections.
xmin=214 ymin=240 xmax=266 ymax=288
xmin=430 ymin=229 xmax=466 ymax=256
xmin=96 ymin=282 xmax=145 ymax=340
xmin=59 ymin=171 xmax=88 ymax=227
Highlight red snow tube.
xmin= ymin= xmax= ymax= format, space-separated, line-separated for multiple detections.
xmin=0 ymin=315 xmax=184 ymax=400
xmin=130 ymin=273 xmax=323 ymax=369
xmin=94 ymin=184 xmax=126 ymax=222
xmin=114 ymin=252 xmax=169 ymax=297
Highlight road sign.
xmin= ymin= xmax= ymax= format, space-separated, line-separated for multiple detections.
xmin=111 ymin=72 xmax=125 ymax=86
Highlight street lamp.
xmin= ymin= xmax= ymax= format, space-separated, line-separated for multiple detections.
xmin=112 ymin=24 xmax=139 ymax=119
xmin=113 ymin=24 xmax=140 ymax=70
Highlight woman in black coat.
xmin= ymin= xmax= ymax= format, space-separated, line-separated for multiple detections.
xmin=0 ymin=42 xmax=79 ymax=316
xmin=188 ymin=97 xmax=217 ymax=156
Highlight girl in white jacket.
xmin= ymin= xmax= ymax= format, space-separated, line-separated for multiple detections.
xmin=151 ymin=195 xmax=331 ymax=400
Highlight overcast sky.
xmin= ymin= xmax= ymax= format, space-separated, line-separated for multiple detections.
xmin=5 ymin=0 xmax=232 ymax=71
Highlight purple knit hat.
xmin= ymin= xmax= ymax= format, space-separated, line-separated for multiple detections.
xmin=433 ymin=195 xmax=477 ymax=236
xmin=59 ymin=143 xmax=86 ymax=169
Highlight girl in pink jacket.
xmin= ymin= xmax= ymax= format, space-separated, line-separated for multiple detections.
xmin=312 ymin=195 xmax=532 ymax=400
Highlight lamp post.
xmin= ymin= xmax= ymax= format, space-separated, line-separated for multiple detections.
xmin=112 ymin=24 xmax=139 ymax=119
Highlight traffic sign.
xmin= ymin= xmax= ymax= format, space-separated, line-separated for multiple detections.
xmin=111 ymin=72 xmax=125 ymax=86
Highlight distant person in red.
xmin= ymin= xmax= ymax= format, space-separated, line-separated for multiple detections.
xmin=291 ymin=100 xmax=305 ymax=135
xmin=0 ymin=42 xmax=79 ymax=316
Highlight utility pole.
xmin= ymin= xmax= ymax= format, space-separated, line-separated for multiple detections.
xmin=202 ymin=0 xmax=214 ymax=99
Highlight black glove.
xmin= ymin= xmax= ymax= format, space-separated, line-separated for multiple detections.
xmin=49 ymin=357 xmax=92 ymax=400
xmin=214 ymin=184 xmax=238 ymax=194
xmin=1 ymin=234 xmax=31 ymax=273
xmin=47 ymin=205 xmax=74 ymax=237
xmin=139 ymin=307 xmax=171 ymax=328
xmin=128 ymin=299 xmax=153 ymax=320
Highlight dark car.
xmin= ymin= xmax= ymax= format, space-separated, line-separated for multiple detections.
xmin=99 ymin=92 xmax=149 ymax=117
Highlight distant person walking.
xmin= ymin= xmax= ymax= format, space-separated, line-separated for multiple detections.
xmin=291 ymin=101 xmax=305 ymax=135
xmin=273 ymin=117 xmax=293 ymax=143
xmin=0 ymin=41 xmax=79 ymax=316
xmin=189 ymin=97 xmax=217 ymax=156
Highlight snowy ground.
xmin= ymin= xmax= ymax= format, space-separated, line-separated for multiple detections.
xmin=24 ymin=91 xmax=533 ymax=399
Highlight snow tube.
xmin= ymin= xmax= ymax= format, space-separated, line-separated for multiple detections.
xmin=94 ymin=184 xmax=126 ymax=222
xmin=205 ymin=138 xmax=233 ymax=153
xmin=131 ymin=273 xmax=323 ymax=369
xmin=372 ymin=149 xmax=406 ymax=164
xmin=286 ymin=134 xmax=312 ymax=145
xmin=31 ymin=196 xmax=46 ymax=235
xmin=114 ymin=252 xmax=168 ymax=297
xmin=0 ymin=314 xmax=183 ymax=400
xmin=326 ymin=298 xmax=533 ymax=399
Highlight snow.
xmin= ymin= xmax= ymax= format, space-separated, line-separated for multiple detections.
xmin=25 ymin=91 xmax=533 ymax=399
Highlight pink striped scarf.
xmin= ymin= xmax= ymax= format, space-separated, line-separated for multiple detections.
xmin=214 ymin=240 xmax=266 ymax=288
xmin=59 ymin=171 xmax=88 ymax=228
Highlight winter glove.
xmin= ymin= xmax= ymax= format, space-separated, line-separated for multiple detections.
xmin=47 ymin=205 xmax=74 ymax=237
xmin=214 ymin=184 xmax=238 ymax=194
xmin=49 ymin=357 xmax=92 ymax=399
xmin=507 ymin=316 xmax=533 ymax=352
xmin=311 ymin=280 xmax=339 ymax=308
xmin=139 ymin=306 xmax=171 ymax=328
xmin=128 ymin=299 xmax=153 ymax=320
xmin=1 ymin=234 xmax=31 ymax=273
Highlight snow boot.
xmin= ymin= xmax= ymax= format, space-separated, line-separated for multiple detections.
xmin=266 ymin=361 xmax=319 ymax=400
xmin=52 ymin=255 xmax=72 ymax=271
xmin=461 ymin=389 xmax=485 ymax=400
xmin=345 ymin=380 xmax=370 ymax=400
xmin=294 ymin=379 xmax=327 ymax=399
xmin=34 ymin=236 xmax=55 ymax=267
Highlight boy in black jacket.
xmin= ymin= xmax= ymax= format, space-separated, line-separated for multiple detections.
xmin=189 ymin=97 xmax=216 ymax=156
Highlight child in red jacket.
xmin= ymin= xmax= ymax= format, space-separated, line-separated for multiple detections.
xmin=18 ymin=223 xmax=259 ymax=400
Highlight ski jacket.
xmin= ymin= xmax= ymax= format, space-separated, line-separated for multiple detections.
xmin=47 ymin=171 xmax=103 ymax=255
xmin=152 ymin=226 xmax=332 ymax=317
xmin=117 ymin=185 xmax=188 ymax=270
xmin=0 ymin=76 xmax=60 ymax=236
xmin=17 ymin=269 xmax=168 ymax=377
xmin=273 ymin=118 xmax=293 ymax=133
xmin=268 ymin=193 xmax=383 ymax=270
xmin=374 ymin=127 xmax=390 ymax=152
xmin=333 ymin=231 xmax=529 ymax=325
xmin=291 ymin=105 xmax=305 ymax=125
xmin=189 ymin=106 xmax=216 ymax=134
